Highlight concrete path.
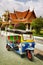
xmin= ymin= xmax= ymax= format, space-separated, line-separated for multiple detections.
xmin=0 ymin=36 xmax=43 ymax=65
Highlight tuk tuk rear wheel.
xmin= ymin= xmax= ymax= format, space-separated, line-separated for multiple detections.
xmin=6 ymin=44 xmax=11 ymax=51
xmin=26 ymin=50 xmax=32 ymax=60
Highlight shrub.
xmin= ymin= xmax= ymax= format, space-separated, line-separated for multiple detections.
xmin=31 ymin=18 xmax=43 ymax=34
xmin=15 ymin=23 xmax=26 ymax=30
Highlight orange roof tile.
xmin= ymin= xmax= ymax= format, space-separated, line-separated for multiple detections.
xmin=10 ymin=13 xmax=17 ymax=19
xmin=15 ymin=10 xmax=29 ymax=19
xmin=9 ymin=10 xmax=36 ymax=24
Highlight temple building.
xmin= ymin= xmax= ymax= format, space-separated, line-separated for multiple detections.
xmin=2 ymin=9 xmax=36 ymax=30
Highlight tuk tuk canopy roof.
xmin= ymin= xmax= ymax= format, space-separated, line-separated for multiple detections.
xmin=6 ymin=28 xmax=33 ymax=34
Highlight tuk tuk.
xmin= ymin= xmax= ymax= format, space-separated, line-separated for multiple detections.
xmin=6 ymin=29 xmax=35 ymax=60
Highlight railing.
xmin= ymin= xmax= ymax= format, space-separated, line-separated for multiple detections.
xmin=34 ymin=36 xmax=43 ymax=44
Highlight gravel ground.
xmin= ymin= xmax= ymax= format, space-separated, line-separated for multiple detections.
xmin=0 ymin=35 xmax=43 ymax=65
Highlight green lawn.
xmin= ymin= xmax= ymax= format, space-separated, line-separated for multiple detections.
xmin=32 ymin=30 xmax=43 ymax=37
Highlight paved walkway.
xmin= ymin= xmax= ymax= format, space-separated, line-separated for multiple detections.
xmin=0 ymin=36 xmax=43 ymax=65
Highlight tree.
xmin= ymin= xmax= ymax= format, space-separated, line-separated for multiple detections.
xmin=0 ymin=22 xmax=2 ymax=27
xmin=31 ymin=17 xmax=43 ymax=34
xmin=3 ymin=10 xmax=9 ymax=21
xmin=9 ymin=24 xmax=14 ymax=29
xmin=0 ymin=17 xmax=2 ymax=22
xmin=15 ymin=23 xmax=26 ymax=30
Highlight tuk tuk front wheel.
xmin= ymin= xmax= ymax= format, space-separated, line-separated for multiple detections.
xmin=21 ymin=54 xmax=25 ymax=58
xmin=26 ymin=50 xmax=32 ymax=60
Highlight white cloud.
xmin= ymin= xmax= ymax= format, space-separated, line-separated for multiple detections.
xmin=0 ymin=0 xmax=43 ymax=17
xmin=0 ymin=0 xmax=24 ymax=11
xmin=25 ymin=0 xmax=43 ymax=17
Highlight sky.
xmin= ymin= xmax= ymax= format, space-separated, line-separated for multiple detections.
xmin=0 ymin=0 xmax=43 ymax=17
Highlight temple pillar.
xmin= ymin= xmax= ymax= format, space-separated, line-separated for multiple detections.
xmin=30 ymin=24 xmax=32 ymax=31
xmin=26 ymin=23 xmax=29 ymax=31
xmin=25 ymin=23 xmax=31 ymax=31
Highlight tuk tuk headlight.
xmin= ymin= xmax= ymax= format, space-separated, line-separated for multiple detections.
xmin=29 ymin=43 xmax=32 ymax=47
xmin=29 ymin=42 xmax=35 ymax=47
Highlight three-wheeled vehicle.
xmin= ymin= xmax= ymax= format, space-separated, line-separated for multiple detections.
xmin=6 ymin=29 xmax=35 ymax=60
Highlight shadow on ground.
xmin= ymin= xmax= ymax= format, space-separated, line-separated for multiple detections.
xmin=35 ymin=54 xmax=43 ymax=61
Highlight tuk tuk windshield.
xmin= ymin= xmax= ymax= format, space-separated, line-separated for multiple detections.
xmin=22 ymin=31 xmax=33 ymax=40
xmin=23 ymin=34 xmax=33 ymax=40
